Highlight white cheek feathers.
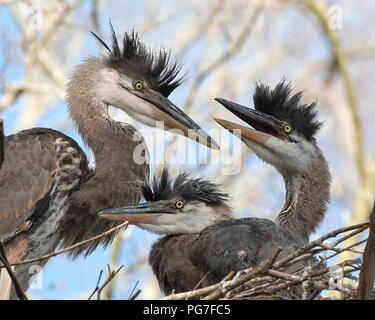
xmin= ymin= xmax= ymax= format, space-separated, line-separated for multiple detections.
xmin=94 ymin=69 xmax=158 ymax=126
xmin=136 ymin=203 xmax=219 ymax=235
xmin=244 ymin=136 xmax=315 ymax=174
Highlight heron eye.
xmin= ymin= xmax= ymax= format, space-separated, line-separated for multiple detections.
xmin=175 ymin=200 xmax=184 ymax=209
xmin=283 ymin=124 xmax=292 ymax=133
xmin=134 ymin=81 xmax=144 ymax=91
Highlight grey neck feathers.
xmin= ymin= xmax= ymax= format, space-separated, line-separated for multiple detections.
xmin=276 ymin=146 xmax=331 ymax=242
xmin=66 ymin=58 xmax=148 ymax=167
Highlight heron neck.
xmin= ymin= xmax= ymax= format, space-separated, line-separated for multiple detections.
xmin=276 ymin=148 xmax=331 ymax=242
xmin=66 ymin=59 xmax=149 ymax=168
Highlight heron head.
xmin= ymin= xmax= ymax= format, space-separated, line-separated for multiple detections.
xmin=98 ymin=168 xmax=232 ymax=235
xmin=70 ymin=26 xmax=219 ymax=150
xmin=214 ymin=81 xmax=324 ymax=175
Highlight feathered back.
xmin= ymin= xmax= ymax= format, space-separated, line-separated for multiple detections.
xmin=253 ymin=81 xmax=322 ymax=141
xmin=142 ymin=168 xmax=229 ymax=206
xmin=92 ymin=25 xmax=183 ymax=97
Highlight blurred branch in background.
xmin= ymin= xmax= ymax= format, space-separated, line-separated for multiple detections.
xmin=304 ymin=0 xmax=364 ymax=180
xmin=302 ymin=0 xmax=375 ymax=265
xmin=183 ymin=2 xmax=263 ymax=111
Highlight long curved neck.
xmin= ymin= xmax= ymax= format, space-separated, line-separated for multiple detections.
xmin=66 ymin=58 xmax=148 ymax=168
xmin=276 ymin=147 xmax=331 ymax=242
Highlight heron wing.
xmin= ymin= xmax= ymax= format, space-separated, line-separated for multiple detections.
xmin=190 ymin=218 xmax=303 ymax=284
xmin=0 ymin=128 xmax=87 ymax=238
xmin=149 ymin=234 xmax=204 ymax=295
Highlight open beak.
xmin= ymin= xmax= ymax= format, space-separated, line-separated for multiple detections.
xmin=214 ymin=98 xmax=291 ymax=147
xmin=132 ymin=89 xmax=220 ymax=150
xmin=98 ymin=202 xmax=173 ymax=224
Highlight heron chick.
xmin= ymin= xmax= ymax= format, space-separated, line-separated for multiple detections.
xmin=99 ymin=169 xmax=312 ymax=297
xmin=215 ymin=81 xmax=331 ymax=242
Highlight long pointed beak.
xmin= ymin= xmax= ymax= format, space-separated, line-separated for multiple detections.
xmin=214 ymin=118 xmax=271 ymax=146
xmin=133 ymin=90 xmax=220 ymax=150
xmin=98 ymin=202 xmax=173 ymax=223
xmin=214 ymin=98 xmax=290 ymax=144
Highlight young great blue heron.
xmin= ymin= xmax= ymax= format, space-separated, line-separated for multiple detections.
xmin=99 ymin=168 xmax=315 ymax=298
xmin=215 ymin=81 xmax=331 ymax=242
xmin=0 ymin=27 xmax=218 ymax=299
xmin=98 ymin=81 xmax=331 ymax=297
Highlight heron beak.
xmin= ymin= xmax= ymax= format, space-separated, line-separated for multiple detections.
xmin=98 ymin=202 xmax=173 ymax=224
xmin=214 ymin=98 xmax=291 ymax=146
xmin=132 ymin=89 xmax=220 ymax=150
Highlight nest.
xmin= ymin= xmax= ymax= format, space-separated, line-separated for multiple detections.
xmin=163 ymin=222 xmax=373 ymax=300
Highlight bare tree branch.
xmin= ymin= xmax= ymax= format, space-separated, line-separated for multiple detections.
xmin=304 ymin=0 xmax=364 ymax=181
xmin=356 ymin=198 xmax=375 ymax=299
xmin=129 ymin=289 xmax=142 ymax=300
xmin=96 ymin=264 xmax=124 ymax=300
xmin=0 ymin=221 xmax=129 ymax=269
xmin=103 ymin=231 xmax=123 ymax=300
xmin=163 ymin=222 xmax=371 ymax=300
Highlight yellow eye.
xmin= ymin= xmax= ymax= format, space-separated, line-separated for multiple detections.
xmin=175 ymin=200 xmax=184 ymax=209
xmin=283 ymin=125 xmax=292 ymax=133
xmin=134 ymin=81 xmax=144 ymax=91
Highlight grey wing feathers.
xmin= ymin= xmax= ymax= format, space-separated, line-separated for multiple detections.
xmin=191 ymin=218 xmax=303 ymax=283
xmin=0 ymin=128 xmax=86 ymax=238
xmin=149 ymin=234 xmax=203 ymax=294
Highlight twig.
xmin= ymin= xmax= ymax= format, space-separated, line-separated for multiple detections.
xmin=185 ymin=272 xmax=211 ymax=299
xmin=88 ymin=269 xmax=103 ymax=300
xmin=103 ymin=232 xmax=124 ymax=300
xmin=0 ymin=221 xmax=129 ymax=269
xmin=129 ymin=289 xmax=142 ymax=300
xmin=96 ymin=265 xmax=124 ymax=300
xmin=272 ymin=222 xmax=369 ymax=269
xmin=0 ymin=242 xmax=27 ymax=300
xmin=127 ymin=281 xmax=142 ymax=300
xmin=162 ymin=222 xmax=370 ymax=300
xmin=203 ymin=260 xmax=270 ymax=300
xmin=270 ymin=247 xmax=283 ymax=267
xmin=163 ymin=282 xmax=219 ymax=300
xmin=356 ymin=198 xmax=375 ymax=299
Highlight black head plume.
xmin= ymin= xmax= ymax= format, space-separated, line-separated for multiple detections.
xmin=91 ymin=24 xmax=183 ymax=97
xmin=253 ymin=81 xmax=322 ymax=141
xmin=142 ymin=168 xmax=229 ymax=206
